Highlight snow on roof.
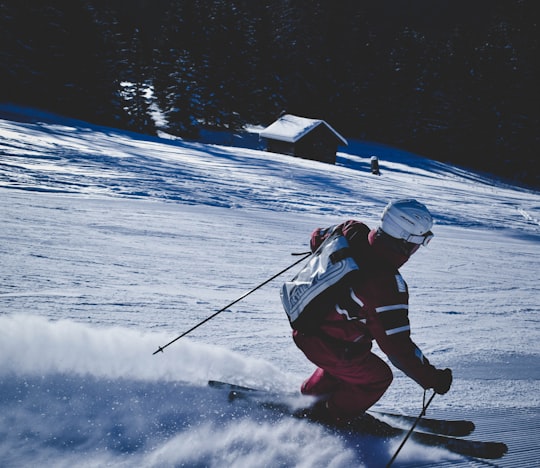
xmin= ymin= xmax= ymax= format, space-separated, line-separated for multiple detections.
xmin=259 ymin=114 xmax=348 ymax=146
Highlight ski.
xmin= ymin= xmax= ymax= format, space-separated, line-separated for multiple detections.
xmin=371 ymin=410 xmax=474 ymax=437
xmin=208 ymin=380 xmax=508 ymax=460
xmin=208 ymin=380 xmax=474 ymax=436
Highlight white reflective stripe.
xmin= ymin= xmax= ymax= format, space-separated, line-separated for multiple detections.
xmin=350 ymin=289 xmax=364 ymax=307
xmin=415 ymin=346 xmax=425 ymax=363
xmin=376 ymin=304 xmax=408 ymax=313
xmin=395 ymin=274 xmax=406 ymax=293
xmin=335 ymin=304 xmax=354 ymax=321
xmin=386 ymin=325 xmax=410 ymax=335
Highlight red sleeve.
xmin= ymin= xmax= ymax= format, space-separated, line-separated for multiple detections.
xmin=309 ymin=226 xmax=335 ymax=252
xmin=356 ymin=275 xmax=440 ymax=389
xmin=310 ymin=220 xmax=368 ymax=252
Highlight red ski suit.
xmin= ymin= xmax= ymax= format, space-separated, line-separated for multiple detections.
xmin=293 ymin=220 xmax=442 ymax=418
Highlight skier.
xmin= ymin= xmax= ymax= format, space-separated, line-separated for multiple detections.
xmin=293 ymin=199 xmax=452 ymax=424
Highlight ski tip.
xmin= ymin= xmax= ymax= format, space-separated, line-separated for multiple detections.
xmin=464 ymin=420 xmax=476 ymax=433
xmin=448 ymin=420 xmax=475 ymax=436
xmin=493 ymin=441 xmax=509 ymax=458
xmin=463 ymin=440 xmax=508 ymax=460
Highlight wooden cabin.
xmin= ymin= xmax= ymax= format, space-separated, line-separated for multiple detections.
xmin=259 ymin=114 xmax=347 ymax=164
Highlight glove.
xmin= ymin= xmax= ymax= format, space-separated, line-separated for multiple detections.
xmin=432 ymin=368 xmax=452 ymax=394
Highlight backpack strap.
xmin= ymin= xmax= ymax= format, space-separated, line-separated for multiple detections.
xmin=329 ymin=247 xmax=352 ymax=264
xmin=281 ymin=227 xmax=360 ymax=330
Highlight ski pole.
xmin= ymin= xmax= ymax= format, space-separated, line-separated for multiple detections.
xmin=153 ymin=251 xmax=311 ymax=355
xmin=386 ymin=390 xmax=436 ymax=467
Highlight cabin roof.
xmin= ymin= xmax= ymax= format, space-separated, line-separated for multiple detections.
xmin=259 ymin=114 xmax=348 ymax=146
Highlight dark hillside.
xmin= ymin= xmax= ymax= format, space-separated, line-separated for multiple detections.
xmin=0 ymin=0 xmax=538 ymax=187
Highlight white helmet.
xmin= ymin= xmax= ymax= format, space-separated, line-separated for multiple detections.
xmin=380 ymin=199 xmax=434 ymax=246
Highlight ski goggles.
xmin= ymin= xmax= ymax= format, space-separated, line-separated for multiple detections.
xmin=405 ymin=230 xmax=434 ymax=246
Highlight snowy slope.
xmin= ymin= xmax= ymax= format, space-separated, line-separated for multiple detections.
xmin=0 ymin=104 xmax=539 ymax=467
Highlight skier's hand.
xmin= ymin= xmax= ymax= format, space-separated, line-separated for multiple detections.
xmin=433 ymin=368 xmax=452 ymax=394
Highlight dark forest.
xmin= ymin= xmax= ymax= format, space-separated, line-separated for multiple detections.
xmin=1 ymin=0 xmax=538 ymax=187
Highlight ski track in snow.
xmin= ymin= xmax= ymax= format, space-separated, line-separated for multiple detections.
xmin=0 ymin=105 xmax=539 ymax=467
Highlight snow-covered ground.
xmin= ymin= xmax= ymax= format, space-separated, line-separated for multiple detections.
xmin=0 ymin=104 xmax=539 ymax=467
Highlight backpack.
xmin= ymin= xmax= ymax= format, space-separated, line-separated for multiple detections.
xmin=280 ymin=227 xmax=360 ymax=331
